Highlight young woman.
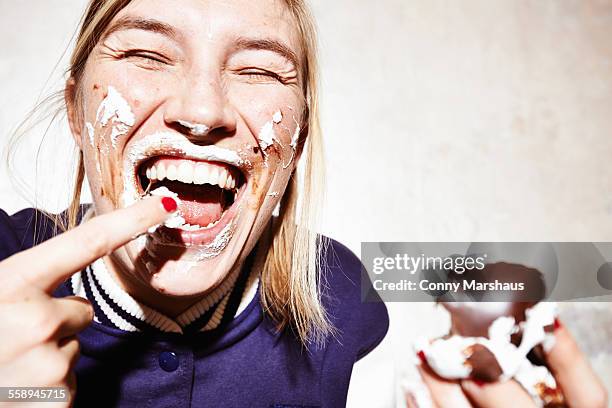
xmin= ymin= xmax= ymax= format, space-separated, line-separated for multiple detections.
xmin=0 ymin=1 xmax=607 ymax=408
xmin=0 ymin=0 xmax=388 ymax=406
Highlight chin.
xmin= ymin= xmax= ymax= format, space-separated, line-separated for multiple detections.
xmin=127 ymin=204 xmax=265 ymax=298
xmin=133 ymin=218 xmax=255 ymax=297
xmin=145 ymin=260 xmax=228 ymax=297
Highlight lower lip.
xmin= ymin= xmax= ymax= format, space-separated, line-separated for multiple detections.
xmin=154 ymin=183 xmax=246 ymax=247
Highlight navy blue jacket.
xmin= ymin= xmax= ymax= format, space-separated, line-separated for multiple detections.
xmin=0 ymin=208 xmax=388 ymax=407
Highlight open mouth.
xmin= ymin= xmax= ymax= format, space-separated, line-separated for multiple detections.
xmin=137 ymin=156 xmax=246 ymax=234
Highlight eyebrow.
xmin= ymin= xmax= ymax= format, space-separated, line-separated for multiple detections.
xmin=103 ymin=16 xmax=178 ymax=41
xmin=102 ymin=16 xmax=299 ymax=68
xmin=233 ymin=36 xmax=299 ymax=68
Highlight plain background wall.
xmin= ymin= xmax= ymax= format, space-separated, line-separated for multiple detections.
xmin=1 ymin=1 xmax=612 ymax=406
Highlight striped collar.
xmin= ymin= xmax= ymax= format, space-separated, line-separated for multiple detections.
xmin=71 ymin=254 xmax=260 ymax=334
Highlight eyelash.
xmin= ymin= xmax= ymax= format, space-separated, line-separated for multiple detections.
xmin=240 ymin=68 xmax=285 ymax=83
xmin=120 ymin=49 xmax=170 ymax=67
xmin=119 ymin=51 xmax=287 ymax=84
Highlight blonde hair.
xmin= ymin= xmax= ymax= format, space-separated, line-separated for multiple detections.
xmin=7 ymin=0 xmax=332 ymax=346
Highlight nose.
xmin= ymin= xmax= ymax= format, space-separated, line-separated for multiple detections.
xmin=163 ymin=73 xmax=237 ymax=142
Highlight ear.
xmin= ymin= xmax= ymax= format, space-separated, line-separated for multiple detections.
xmin=65 ymin=77 xmax=83 ymax=149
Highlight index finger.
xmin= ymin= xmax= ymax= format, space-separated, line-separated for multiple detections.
xmin=0 ymin=195 xmax=176 ymax=294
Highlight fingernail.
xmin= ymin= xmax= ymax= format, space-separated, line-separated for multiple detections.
xmin=416 ymin=350 xmax=427 ymax=365
xmin=161 ymin=197 xmax=178 ymax=213
xmin=554 ymin=317 xmax=562 ymax=330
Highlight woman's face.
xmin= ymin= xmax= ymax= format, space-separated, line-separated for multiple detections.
xmin=69 ymin=0 xmax=305 ymax=296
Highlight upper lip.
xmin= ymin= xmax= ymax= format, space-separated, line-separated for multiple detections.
xmin=126 ymin=132 xmax=246 ymax=168
xmin=131 ymin=148 xmax=247 ymax=174
xmin=124 ymin=132 xmax=249 ymax=191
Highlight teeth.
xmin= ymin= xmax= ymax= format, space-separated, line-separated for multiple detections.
xmin=177 ymin=162 xmax=193 ymax=183
xmin=145 ymin=160 xmax=237 ymax=191
xmin=177 ymin=218 xmax=222 ymax=231
xmin=209 ymin=167 xmax=219 ymax=185
xmin=194 ymin=165 xmax=207 ymax=184
xmin=156 ymin=164 xmax=166 ymax=181
xmin=207 ymin=218 xmax=221 ymax=228
xmin=166 ymin=164 xmax=178 ymax=181
xmin=218 ymin=171 xmax=228 ymax=189
xmin=178 ymin=223 xmax=201 ymax=231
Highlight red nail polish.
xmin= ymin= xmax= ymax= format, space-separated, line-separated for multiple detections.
xmin=473 ymin=379 xmax=486 ymax=387
xmin=417 ymin=350 xmax=427 ymax=365
xmin=161 ymin=197 xmax=177 ymax=213
xmin=554 ymin=317 xmax=562 ymax=330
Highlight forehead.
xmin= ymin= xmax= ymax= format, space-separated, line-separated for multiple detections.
xmin=114 ymin=0 xmax=302 ymax=53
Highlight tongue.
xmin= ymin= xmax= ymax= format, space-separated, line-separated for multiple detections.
xmin=163 ymin=182 xmax=225 ymax=227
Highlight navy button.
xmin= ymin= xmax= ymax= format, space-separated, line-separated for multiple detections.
xmin=158 ymin=351 xmax=179 ymax=372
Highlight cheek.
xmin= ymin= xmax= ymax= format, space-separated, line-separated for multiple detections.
xmin=229 ymin=86 xmax=303 ymax=168
xmin=82 ymin=64 xmax=168 ymax=140
xmin=80 ymin=73 xmax=154 ymax=206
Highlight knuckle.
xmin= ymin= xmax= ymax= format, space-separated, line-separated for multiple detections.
xmin=32 ymin=307 xmax=61 ymax=341
xmin=72 ymin=339 xmax=81 ymax=357
xmin=65 ymin=337 xmax=81 ymax=359
xmin=82 ymin=302 xmax=94 ymax=323
xmin=71 ymin=299 xmax=94 ymax=327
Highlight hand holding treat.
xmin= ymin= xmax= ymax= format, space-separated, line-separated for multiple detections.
xmin=0 ymin=196 xmax=177 ymax=406
xmin=411 ymin=262 xmax=608 ymax=408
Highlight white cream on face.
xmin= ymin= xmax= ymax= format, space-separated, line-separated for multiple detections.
xmin=177 ymin=120 xmax=210 ymax=137
xmin=86 ymin=121 xmax=102 ymax=175
xmin=257 ymin=110 xmax=289 ymax=153
xmin=96 ymin=86 xmax=135 ymax=147
xmin=290 ymin=123 xmax=300 ymax=149
xmin=194 ymin=220 xmax=235 ymax=260
xmin=278 ymin=119 xmax=300 ymax=170
xmin=258 ymin=110 xmax=301 ymax=171
xmin=85 ymin=122 xmax=95 ymax=147
xmin=257 ymin=120 xmax=277 ymax=151
xmin=285 ymin=106 xmax=301 ymax=151
xmin=272 ymin=110 xmax=282 ymax=124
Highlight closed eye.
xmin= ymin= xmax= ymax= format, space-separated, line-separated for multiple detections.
xmin=120 ymin=49 xmax=171 ymax=68
xmin=238 ymin=68 xmax=286 ymax=83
